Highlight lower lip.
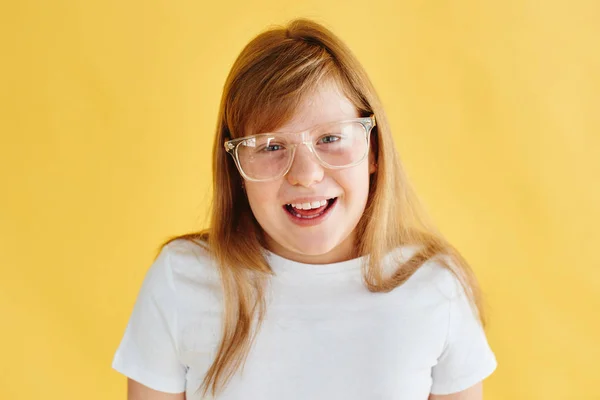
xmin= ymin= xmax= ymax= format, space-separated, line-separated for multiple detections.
xmin=283 ymin=198 xmax=338 ymax=227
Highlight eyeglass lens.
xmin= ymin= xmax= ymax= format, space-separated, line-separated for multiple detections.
xmin=236 ymin=121 xmax=368 ymax=180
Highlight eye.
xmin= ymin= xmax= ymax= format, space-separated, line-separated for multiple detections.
xmin=318 ymin=135 xmax=340 ymax=144
xmin=262 ymin=144 xmax=285 ymax=152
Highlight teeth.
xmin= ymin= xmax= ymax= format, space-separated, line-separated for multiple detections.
xmin=287 ymin=198 xmax=331 ymax=210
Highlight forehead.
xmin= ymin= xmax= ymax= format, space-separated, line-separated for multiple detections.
xmin=272 ymin=81 xmax=359 ymax=134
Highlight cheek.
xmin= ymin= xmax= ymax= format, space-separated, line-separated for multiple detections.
xmin=245 ymin=181 xmax=280 ymax=218
xmin=334 ymin=163 xmax=371 ymax=202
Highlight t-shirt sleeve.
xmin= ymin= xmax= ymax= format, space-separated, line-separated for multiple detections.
xmin=111 ymin=243 xmax=187 ymax=393
xmin=430 ymin=272 xmax=498 ymax=395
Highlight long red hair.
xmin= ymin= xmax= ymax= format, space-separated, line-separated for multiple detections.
xmin=161 ymin=18 xmax=487 ymax=398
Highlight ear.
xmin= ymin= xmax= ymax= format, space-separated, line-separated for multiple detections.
xmin=369 ymin=161 xmax=377 ymax=174
xmin=368 ymin=146 xmax=378 ymax=174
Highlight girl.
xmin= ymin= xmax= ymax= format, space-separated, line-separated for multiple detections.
xmin=112 ymin=18 xmax=497 ymax=400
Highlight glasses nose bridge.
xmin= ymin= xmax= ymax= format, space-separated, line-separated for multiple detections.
xmin=288 ymin=130 xmax=317 ymax=156
xmin=296 ymin=129 xmax=314 ymax=146
xmin=285 ymin=130 xmax=322 ymax=172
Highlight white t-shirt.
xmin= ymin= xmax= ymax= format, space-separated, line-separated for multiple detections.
xmin=112 ymin=238 xmax=497 ymax=399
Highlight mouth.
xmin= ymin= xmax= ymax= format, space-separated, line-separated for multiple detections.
xmin=283 ymin=197 xmax=338 ymax=225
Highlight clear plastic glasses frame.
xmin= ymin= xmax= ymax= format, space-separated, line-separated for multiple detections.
xmin=224 ymin=114 xmax=376 ymax=182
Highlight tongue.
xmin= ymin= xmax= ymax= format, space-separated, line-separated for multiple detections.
xmin=292 ymin=203 xmax=327 ymax=216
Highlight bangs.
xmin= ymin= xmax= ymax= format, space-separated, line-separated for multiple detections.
xmin=224 ymin=39 xmax=366 ymax=139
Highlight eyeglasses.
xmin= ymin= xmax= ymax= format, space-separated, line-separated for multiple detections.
xmin=224 ymin=114 xmax=376 ymax=182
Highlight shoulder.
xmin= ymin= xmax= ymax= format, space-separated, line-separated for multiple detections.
xmin=385 ymin=245 xmax=462 ymax=301
xmin=161 ymin=238 xmax=220 ymax=284
xmin=423 ymin=255 xmax=463 ymax=300
xmin=163 ymin=237 xmax=210 ymax=261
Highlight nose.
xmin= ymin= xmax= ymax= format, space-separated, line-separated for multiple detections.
xmin=286 ymin=143 xmax=324 ymax=187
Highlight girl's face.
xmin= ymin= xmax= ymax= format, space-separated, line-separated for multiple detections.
xmin=244 ymin=82 xmax=376 ymax=264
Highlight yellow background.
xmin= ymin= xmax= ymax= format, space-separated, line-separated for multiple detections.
xmin=1 ymin=1 xmax=598 ymax=399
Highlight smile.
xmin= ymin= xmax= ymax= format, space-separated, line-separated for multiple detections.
xmin=283 ymin=197 xmax=338 ymax=226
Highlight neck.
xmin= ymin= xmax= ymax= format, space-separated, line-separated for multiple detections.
xmin=263 ymin=231 xmax=358 ymax=265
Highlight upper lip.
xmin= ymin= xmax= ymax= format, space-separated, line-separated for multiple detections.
xmin=283 ymin=196 xmax=337 ymax=205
